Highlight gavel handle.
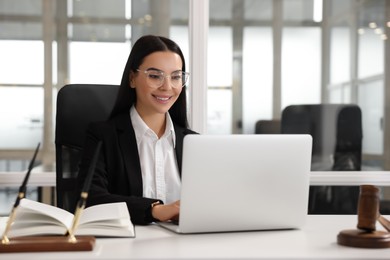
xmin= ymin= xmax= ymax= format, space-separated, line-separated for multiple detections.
xmin=378 ymin=215 xmax=390 ymax=232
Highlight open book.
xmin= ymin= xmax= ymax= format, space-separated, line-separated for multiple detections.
xmin=4 ymin=198 xmax=134 ymax=238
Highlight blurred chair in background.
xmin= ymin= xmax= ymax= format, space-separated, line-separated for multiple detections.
xmin=281 ymin=104 xmax=362 ymax=214
xmin=255 ymin=120 xmax=281 ymax=134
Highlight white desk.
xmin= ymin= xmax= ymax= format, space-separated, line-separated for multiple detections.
xmin=0 ymin=165 xmax=56 ymax=187
xmin=1 ymin=215 xmax=389 ymax=260
xmin=1 ymin=171 xmax=390 ymax=187
xmin=310 ymin=171 xmax=390 ymax=186
xmin=0 ymin=171 xmax=55 ymax=187
xmin=0 ymin=166 xmax=56 ymax=205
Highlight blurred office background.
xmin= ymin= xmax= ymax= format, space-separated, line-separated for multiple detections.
xmin=0 ymin=0 xmax=389 ymax=213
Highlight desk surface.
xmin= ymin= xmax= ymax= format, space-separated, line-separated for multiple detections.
xmin=310 ymin=171 xmax=390 ymax=186
xmin=0 ymin=171 xmax=55 ymax=187
xmin=1 ymin=215 xmax=390 ymax=260
xmin=1 ymin=170 xmax=390 ymax=188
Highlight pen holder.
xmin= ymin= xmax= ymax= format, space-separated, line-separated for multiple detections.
xmin=337 ymin=185 xmax=390 ymax=248
xmin=0 ymin=235 xmax=95 ymax=253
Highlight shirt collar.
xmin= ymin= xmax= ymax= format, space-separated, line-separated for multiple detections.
xmin=130 ymin=106 xmax=176 ymax=147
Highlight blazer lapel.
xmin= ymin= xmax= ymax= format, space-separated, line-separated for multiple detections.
xmin=115 ymin=114 xmax=143 ymax=196
xmin=174 ymin=125 xmax=198 ymax=177
xmin=114 ymin=114 xmax=197 ymax=193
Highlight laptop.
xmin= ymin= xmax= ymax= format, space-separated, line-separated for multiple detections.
xmin=158 ymin=134 xmax=312 ymax=234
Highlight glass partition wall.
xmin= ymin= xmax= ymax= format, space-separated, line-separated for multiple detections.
xmin=0 ymin=0 xmax=190 ymax=213
xmin=1 ymin=0 xmax=390 ymax=213
xmin=206 ymin=0 xmax=389 ymax=172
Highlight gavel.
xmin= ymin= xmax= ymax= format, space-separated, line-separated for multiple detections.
xmin=357 ymin=185 xmax=390 ymax=232
xmin=337 ymin=185 xmax=390 ymax=248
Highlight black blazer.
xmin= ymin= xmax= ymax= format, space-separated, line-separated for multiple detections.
xmin=77 ymin=113 xmax=197 ymax=225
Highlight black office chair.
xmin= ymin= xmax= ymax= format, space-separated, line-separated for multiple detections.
xmin=255 ymin=120 xmax=281 ymax=134
xmin=281 ymin=104 xmax=362 ymax=214
xmin=55 ymin=84 xmax=119 ymax=212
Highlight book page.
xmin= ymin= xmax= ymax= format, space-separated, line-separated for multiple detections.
xmin=5 ymin=199 xmax=134 ymax=237
xmin=17 ymin=198 xmax=74 ymax=227
xmin=79 ymin=202 xmax=130 ymax=225
xmin=6 ymin=199 xmax=74 ymax=237
xmin=76 ymin=202 xmax=134 ymax=237
xmin=0 ymin=217 xmax=8 ymax=234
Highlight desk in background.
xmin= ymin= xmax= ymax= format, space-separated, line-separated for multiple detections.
xmin=0 ymin=166 xmax=56 ymax=205
xmin=1 ymin=215 xmax=389 ymax=260
xmin=0 ymin=171 xmax=55 ymax=187
xmin=1 ymin=170 xmax=390 ymax=206
xmin=1 ymin=171 xmax=390 ymax=187
xmin=310 ymin=171 xmax=390 ymax=186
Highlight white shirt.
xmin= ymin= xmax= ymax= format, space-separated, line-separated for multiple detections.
xmin=130 ymin=106 xmax=181 ymax=204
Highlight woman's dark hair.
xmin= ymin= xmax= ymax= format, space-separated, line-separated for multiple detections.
xmin=110 ymin=35 xmax=189 ymax=128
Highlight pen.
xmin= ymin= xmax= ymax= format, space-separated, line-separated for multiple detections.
xmin=67 ymin=141 xmax=102 ymax=243
xmin=1 ymin=142 xmax=41 ymax=244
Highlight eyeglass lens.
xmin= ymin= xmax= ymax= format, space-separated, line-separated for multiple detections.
xmin=145 ymin=70 xmax=188 ymax=88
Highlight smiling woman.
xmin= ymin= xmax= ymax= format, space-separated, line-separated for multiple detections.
xmin=131 ymin=51 xmax=185 ymax=127
xmin=1 ymin=0 xmax=390 ymax=219
xmin=76 ymin=35 xmax=198 ymax=225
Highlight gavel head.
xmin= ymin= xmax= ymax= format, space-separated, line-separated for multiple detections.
xmin=357 ymin=185 xmax=380 ymax=232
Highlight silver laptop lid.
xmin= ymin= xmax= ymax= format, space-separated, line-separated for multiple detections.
xmin=178 ymin=134 xmax=312 ymax=233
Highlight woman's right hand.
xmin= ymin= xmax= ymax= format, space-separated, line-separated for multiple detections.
xmin=151 ymin=200 xmax=180 ymax=222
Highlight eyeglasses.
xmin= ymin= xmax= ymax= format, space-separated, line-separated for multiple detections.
xmin=136 ymin=69 xmax=190 ymax=89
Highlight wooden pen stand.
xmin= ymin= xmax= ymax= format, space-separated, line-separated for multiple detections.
xmin=0 ymin=235 xmax=95 ymax=253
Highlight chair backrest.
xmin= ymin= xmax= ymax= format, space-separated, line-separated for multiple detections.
xmin=281 ymin=104 xmax=363 ymax=214
xmin=55 ymin=84 xmax=119 ymax=212
xmin=255 ymin=119 xmax=281 ymax=134
xmin=281 ymin=104 xmax=362 ymax=171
